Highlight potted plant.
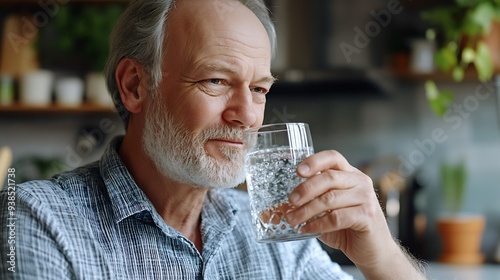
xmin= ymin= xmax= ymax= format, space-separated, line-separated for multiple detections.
xmin=40 ymin=4 xmax=124 ymax=107
xmin=436 ymin=159 xmax=486 ymax=265
xmin=421 ymin=0 xmax=500 ymax=117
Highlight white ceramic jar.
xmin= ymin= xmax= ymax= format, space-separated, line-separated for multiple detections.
xmin=20 ymin=70 xmax=54 ymax=106
xmin=55 ymin=76 xmax=84 ymax=107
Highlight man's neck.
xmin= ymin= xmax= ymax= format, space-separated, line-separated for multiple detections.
xmin=119 ymin=133 xmax=207 ymax=252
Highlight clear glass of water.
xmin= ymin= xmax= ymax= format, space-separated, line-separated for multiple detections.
xmin=243 ymin=123 xmax=320 ymax=243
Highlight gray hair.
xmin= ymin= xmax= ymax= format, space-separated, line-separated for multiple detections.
xmin=104 ymin=0 xmax=276 ymax=126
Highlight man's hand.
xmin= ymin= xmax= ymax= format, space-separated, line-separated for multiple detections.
xmin=285 ymin=150 xmax=427 ymax=279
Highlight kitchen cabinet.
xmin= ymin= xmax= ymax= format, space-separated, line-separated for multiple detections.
xmin=0 ymin=102 xmax=115 ymax=115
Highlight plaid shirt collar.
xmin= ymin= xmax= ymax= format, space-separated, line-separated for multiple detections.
xmin=98 ymin=136 xmax=239 ymax=237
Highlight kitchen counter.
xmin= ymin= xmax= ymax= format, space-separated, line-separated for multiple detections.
xmin=341 ymin=263 xmax=500 ymax=280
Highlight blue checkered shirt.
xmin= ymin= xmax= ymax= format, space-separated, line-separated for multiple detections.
xmin=0 ymin=137 xmax=352 ymax=279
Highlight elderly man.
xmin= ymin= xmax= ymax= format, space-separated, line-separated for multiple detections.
xmin=0 ymin=0 xmax=427 ymax=279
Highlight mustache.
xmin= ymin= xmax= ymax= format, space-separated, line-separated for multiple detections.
xmin=201 ymin=126 xmax=245 ymax=142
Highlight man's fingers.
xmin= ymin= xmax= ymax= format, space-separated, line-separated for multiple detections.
xmin=289 ymin=169 xmax=363 ymax=206
xmin=297 ymin=150 xmax=356 ymax=178
xmin=298 ymin=203 xmax=378 ymax=235
xmin=286 ymin=172 xmax=372 ymax=226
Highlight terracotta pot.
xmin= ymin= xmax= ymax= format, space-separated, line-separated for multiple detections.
xmin=437 ymin=215 xmax=485 ymax=265
xmin=483 ymin=21 xmax=500 ymax=72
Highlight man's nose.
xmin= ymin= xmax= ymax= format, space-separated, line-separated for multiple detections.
xmin=222 ymin=88 xmax=258 ymax=128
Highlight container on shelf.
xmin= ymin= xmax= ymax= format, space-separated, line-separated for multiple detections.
xmin=20 ymin=70 xmax=54 ymax=107
xmin=0 ymin=75 xmax=14 ymax=105
xmin=55 ymin=76 xmax=84 ymax=107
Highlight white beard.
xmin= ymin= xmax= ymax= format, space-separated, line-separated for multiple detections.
xmin=142 ymin=97 xmax=247 ymax=189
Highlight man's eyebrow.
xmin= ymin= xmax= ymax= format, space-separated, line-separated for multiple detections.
xmin=256 ymin=75 xmax=277 ymax=84
xmin=204 ymin=63 xmax=238 ymax=74
xmin=204 ymin=63 xmax=277 ymax=84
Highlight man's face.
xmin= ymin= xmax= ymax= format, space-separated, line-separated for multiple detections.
xmin=142 ymin=0 xmax=273 ymax=188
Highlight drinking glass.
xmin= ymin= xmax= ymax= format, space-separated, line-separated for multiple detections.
xmin=244 ymin=123 xmax=320 ymax=243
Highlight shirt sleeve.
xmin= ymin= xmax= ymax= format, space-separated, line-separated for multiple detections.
xmin=0 ymin=182 xmax=74 ymax=280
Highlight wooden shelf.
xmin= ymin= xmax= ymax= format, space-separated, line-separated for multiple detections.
xmin=0 ymin=102 xmax=116 ymax=114
xmin=393 ymin=67 xmax=499 ymax=83
xmin=0 ymin=0 xmax=129 ymax=5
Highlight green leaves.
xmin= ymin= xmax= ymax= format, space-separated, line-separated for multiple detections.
xmin=474 ymin=41 xmax=494 ymax=81
xmin=441 ymin=160 xmax=467 ymax=213
xmin=452 ymin=66 xmax=465 ymax=81
xmin=461 ymin=47 xmax=476 ymax=63
xmin=47 ymin=4 xmax=124 ymax=71
xmin=434 ymin=42 xmax=458 ymax=74
xmin=421 ymin=7 xmax=462 ymax=41
xmin=425 ymin=81 xmax=454 ymax=117
xmin=432 ymin=38 xmax=490 ymax=84
xmin=422 ymin=0 xmax=498 ymax=118
xmin=467 ymin=2 xmax=498 ymax=34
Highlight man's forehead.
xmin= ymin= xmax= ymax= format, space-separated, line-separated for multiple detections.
xmin=199 ymin=61 xmax=275 ymax=82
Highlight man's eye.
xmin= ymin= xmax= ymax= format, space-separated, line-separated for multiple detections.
xmin=252 ymin=87 xmax=268 ymax=94
xmin=199 ymin=79 xmax=228 ymax=96
xmin=209 ymin=79 xmax=223 ymax=85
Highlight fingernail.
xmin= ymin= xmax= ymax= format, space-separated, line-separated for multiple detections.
xmin=297 ymin=164 xmax=309 ymax=175
xmin=290 ymin=193 xmax=300 ymax=204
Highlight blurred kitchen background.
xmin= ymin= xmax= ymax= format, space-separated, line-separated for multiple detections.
xmin=1 ymin=0 xmax=500 ymax=272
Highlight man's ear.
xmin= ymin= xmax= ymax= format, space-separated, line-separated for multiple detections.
xmin=115 ymin=57 xmax=149 ymax=113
